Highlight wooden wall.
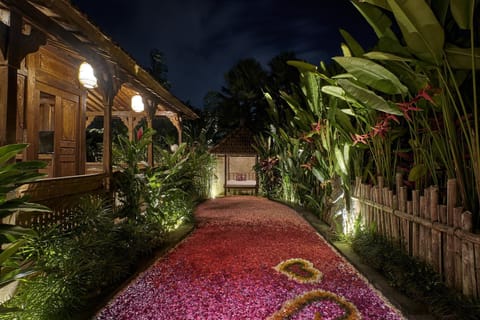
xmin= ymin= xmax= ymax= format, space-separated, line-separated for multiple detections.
xmin=20 ymin=43 xmax=87 ymax=177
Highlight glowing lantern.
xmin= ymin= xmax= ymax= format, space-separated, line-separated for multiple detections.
xmin=131 ymin=94 xmax=144 ymax=112
xmin=78 ymin=62 xmax=97 ymax=89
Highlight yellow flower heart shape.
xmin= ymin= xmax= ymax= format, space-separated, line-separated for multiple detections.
xmin=268 ymin=289 xmax=361 ymax=320
xmin=274 ymin=258 xmax=323 ymax=284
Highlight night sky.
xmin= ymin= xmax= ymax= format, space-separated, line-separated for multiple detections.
xmin=71 ymin=0 xmax=375 ymax=109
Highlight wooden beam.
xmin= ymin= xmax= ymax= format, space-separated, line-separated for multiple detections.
xmin=1 ymin=10 xmax=45 ymax=146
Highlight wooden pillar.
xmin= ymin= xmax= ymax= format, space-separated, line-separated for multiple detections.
xmin=145 ymin=98 xmax=157 ymax=167
xmin=102 ymin=92 xmax=113 ymax=185
xmin=1 ymin=11 xmax=21 ymax=146
xmin=98 ymin=66 xmax=120 ymax=190
xmin=146 ymin=117 xmax=153 ymax=166
xmin=0 ymin=10 xmax=45 ymax=147
xmin=177 ymin=116 xmax=182 ymax=144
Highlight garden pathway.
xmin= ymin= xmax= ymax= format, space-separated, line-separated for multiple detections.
xmin=97 ymin=196 xmax=404 ymax=319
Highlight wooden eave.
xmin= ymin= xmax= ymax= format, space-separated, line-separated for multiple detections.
xmin=3 ymin=0 xmax=198 ymax=120
xmin=210 ymin=127 xmax=257 ymax=155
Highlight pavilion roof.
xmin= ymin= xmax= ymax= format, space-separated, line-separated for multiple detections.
xmin=210 ymin=127 xmax=257 ymax=155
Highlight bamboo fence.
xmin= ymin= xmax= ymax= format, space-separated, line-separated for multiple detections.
xmin=353 ymin=174 xmax=480 ymax=299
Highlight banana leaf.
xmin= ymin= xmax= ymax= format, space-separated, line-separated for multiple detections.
xmin=286 ymin=60 xmax=318 ymax=73
xmin=332 ymin=108 xmax=356 ymax=133
xmin=351 ymin=1 xmax=398 ymax=40
xmin=445 ymin=45 xmax=480 ymax=70
xmin=450 ymin=0 xmax=476 ymax=29
xmin=376 ymin=36 xmax=413 ymax=58
xmin=300 ymin=72 xmax=322 ymax=116
xmin=430 ymin=0 xmax=450 ymax=26
xmin=341 ymin=43 xmax=352 ymax=57
xmin=363 ymin=51 xmax=414 ymax=62
xmin=386 ymin=0 xmax=444 ymax=64
xmin=340 ymin=29 xmax=365 ymax=57
xmin=337 ymin=79 xmax=402 ymax=115
xmin=383 ymin=61 xmax=429 ymax=94
xmin=332 ymin=56 xmax=408 ymax=95
xmin=321 ymin=85 xmax=361 ymax=106
xmin=358 ymin=0 xmax=390 ymax=11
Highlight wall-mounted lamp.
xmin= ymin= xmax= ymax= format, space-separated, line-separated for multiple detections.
xmin=78 ymin=62 xmax=97 ymax=89
xmin=131 ymin=94 xmax=144 ymax=112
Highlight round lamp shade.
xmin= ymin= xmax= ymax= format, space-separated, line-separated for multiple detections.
xmin=131 ymin=94 xmax=145 ymax=112
xmin=78 ymin=62 xmax=98 ymax=89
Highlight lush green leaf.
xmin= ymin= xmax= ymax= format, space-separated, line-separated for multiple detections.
xmin=430 ymin=0 xmax=450 ymax=26
xmin=449 ymin=0 xmax=475 ymax=29
xmin=286 ymin=60 xmax=318 ymax=72
xmin=408 ymin=164 xmax=428 ymax=181
xmin=0 ymin=144 xmax=28 ymax=165
xmin=0 ymin=225 xmax=37 ymax=238
xmin=312 ymin=167 xmax=325 ymax=182
xmin=332 ymin=56 xmax=408 ymax=95
xmin=321 ymin=85 xmax=359 ymax=105
xmin=386 ymin=0 xmax=444 ymax=63
xmin=363 ymin=51 xmax=414 ymax=62
xmin=340 ymin=29 xmax=365 ymax=57
xmin=335 ymin=146 xmax=348 ymax=175
xmin=0 ymin=239 xmax=26 ymax=265
xmin=351 ymin=1 xmax=398 ymax=40
xmin=445 ymin=45 xmax=480 ymax=70
xmin=337 ymin=79 xmax=402 ymax=115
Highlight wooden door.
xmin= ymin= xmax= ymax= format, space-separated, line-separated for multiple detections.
xmin=36 ymin=83 xmax=81 ymax=177
xmin=55 ymin=93 xmax=79 ymax=177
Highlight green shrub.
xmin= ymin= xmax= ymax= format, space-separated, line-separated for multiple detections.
xmin=3 ymin=195 xmax=163 ymax=320
xmin=0 ymin=144 xmax=50 ymax=314
xmin=352 ymin=228 xmax=480 ymax=319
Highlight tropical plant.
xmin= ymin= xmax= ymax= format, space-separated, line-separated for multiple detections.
xmin=260 ymin=60 xmax=356 ymax=227
xmin=4 ymin=195 xmax=159 ymax=320
xmin=113 ymin=127 xmax=155 ymax=221
xmin=0 ymin=144 xmax=50 ymax=313
xmin=337 ymin=0 xmax=480 ymax=226
xmin=253 ymin=133 xmax=282 ymax=199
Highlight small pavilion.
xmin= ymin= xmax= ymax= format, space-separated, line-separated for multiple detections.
xmin=210 ymin=127 xmax=258 ymax=197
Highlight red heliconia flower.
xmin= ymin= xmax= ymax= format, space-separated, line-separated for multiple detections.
xmin=136 ymin=127 xmax=143 ymax=141
xmin=383 ymin=113 xmax=400 ymax=124
xmin=371 ymin=122 xmax=389 ymax=138
xmin=351 ymin=133 xmax=370 ymax=145
xmin=417 ymin=84 xmax=440 ymax=106
xmin=310 ymin=120 xmax=323 ymax=132
xmin=397 ymin=101 xmax=422 ymax=122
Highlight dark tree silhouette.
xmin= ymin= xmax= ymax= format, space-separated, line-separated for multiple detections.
xmin=204 ymin=52 xmax=302 ymax=140
xmin=147 ymin=48 xmax=171 ymax=89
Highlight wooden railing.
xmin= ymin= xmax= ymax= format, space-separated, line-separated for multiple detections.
xmin=15 ymin=173 xmax=106 ymax=229
xmin=353 ymin=175 xmax=480 ymax=299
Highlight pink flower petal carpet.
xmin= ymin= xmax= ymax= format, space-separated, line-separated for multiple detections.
xmin=97 ymin=196 xmax=404 ymax=319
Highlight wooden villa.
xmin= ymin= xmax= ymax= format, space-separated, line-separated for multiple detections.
xmin=0 ymin=0 xmax=197 ymax=221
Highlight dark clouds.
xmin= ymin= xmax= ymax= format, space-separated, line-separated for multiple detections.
xmin=72 ymin=0 xmax=374 ymax=108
